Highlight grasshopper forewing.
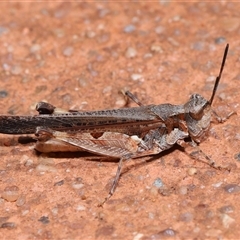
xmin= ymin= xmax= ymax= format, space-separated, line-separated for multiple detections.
xmin=0 ymin=44 xmax=230 ymax=205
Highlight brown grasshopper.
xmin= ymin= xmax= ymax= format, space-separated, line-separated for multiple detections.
xmin=0 ymin=44 xmax=230 ymax=204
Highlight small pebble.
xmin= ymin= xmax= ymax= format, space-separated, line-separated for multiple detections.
xmin=114 ymin=97 xmax=127 ymax=108
xmin=178 ymin=185 xmax=188 ymax=195
xmin=2 ymin=186 xmax=19 ymax=202
xmin=155 ymin=26 xmax=165 ymax=34
xmin=0 ymin=26 xmax=9 ymax=36
xmin=76 ymin=76 xmax=89 ymax=88
xmin=133 ymin=233 xmax=144 ymax=240
xmin=179 ymin=212 xmax=193 ymax=222
xmin=76 ymin=205 xmax=86 ymax=211
xmin=152 ymin=178 xmax=164 ymax=189
xmin=54 ymin=28 xmax=65 ymax=38
xmin=51 ymin=207 xmax=58 ymax=215
xmin=11 ymin=65 xmax=22 ymax=75
xmin=123 ymin=24 xmax=136 ymax=33
xmin=221 ymin=213 xmax=235 ymax=228
xmin=148 ymin=212 xmax=155 ymax=219
xmin=72 ymin=182 xmax=84 ymax=190
xmin=20 ymin=155 xmax=32 ymax=165
xmin=167 ymin=37 xmax=179 ymax=46
xmin=125 ymin=47 xmax=137 ymax=58
xmin=219 ymin=205 xmax=234 ymax=214
xmin=21 ymin=210 xmax=29 ymax=216
xmin=215 ymin=37 xmax=226 ymax=44
xmin=7 ymin=45 xmax=13 ymax=52
xmin=16 ymin=195 xmax=26 ymax=207
xmin=206 ymin=75 xmax=216 ymax=82
xmin=143 ymin=53 xmax=153 ymax=59
xmin=212 ymin=182 xmax=223 ymax=188
xmin=187 ymin=167 xmax=197 ymax=176
xmin=191 ymin=41 xmax=205 ymax=51
xmin=86 ymin=30 xmax=96 ymax=38
xmin=172 ymin=15 xmax=181 ymax=21
xmin=205 ymin=229 xmax=222 ymax=237
xmin=130 ymin=73 xmax=143 ymax=81
xmin=63 ymin=46 xmax=74 ymax=57
xmin=30 ymin=44 xmax=41 ymax=53
xmin=150 ymin=44 xmax=163 ymax=53
xmin=102 ymin=85 xmax=112 ymax=94
xmin=223 ymin=184 xmax=240 ymax=194
xmin=2 ymin=63 xmax=10 ymax=71
xmin=35 ymin=164 xmax=57 ymax=173
xmin=24 ymin=159 xmax=34 ymax=167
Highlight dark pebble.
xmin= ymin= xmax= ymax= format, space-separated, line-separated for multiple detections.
xmin=1 ymin=222 xmax=16 ymax=229
xmin=218 ymin=205 xmax=234 ymax=214
xmin=38 ymin=216 xmax=50 ymax=224
xmin=0 ymin=90 xmax=8 ymax=98
xmin=54 ymin=180 xmax=64 ymax=186
xmin=223 ymin=184 xmax=240 ymax=193
xmin=234 ymin=153 xmax=240 ymax=161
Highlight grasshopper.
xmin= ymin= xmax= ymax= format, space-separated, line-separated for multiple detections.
xmin=0 ymin=44 xmax=230 ymax=204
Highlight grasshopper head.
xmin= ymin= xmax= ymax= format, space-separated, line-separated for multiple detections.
xmin=184 ymin=94 xmax=212 ymax=143
xmin=186 ymin=94 xmax=209 ymax=120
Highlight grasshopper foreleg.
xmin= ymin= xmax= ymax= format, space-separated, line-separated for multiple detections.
xmin=176 ymin=139 xmax=229 ymax=170
xmin=212 ymin=109 xmax=236 ymax=123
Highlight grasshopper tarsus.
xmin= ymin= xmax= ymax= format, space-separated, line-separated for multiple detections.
xmin=212 ymin=109 xmax=236 ymax=123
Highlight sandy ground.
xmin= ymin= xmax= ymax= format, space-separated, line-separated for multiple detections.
xmin=0 ymin=2 xmax=240 ymax=239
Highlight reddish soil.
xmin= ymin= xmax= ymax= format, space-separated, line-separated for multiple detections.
xmin=0 ymin=2 xmax=240 ymax=239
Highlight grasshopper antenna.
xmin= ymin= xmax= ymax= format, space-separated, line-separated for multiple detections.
xmin=209 ymin=43 xmax=229 ymax=105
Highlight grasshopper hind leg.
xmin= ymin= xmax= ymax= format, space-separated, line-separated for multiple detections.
xmin=98 ymin=154 xmax=131 ymax=207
